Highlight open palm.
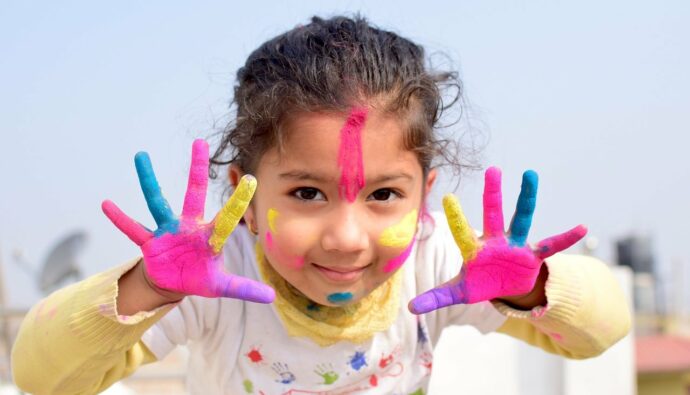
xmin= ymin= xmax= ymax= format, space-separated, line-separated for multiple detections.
xmin=102 ymin=139 xmax=274 ymax=303
xmin=409 ymin=167 xmax=586 ymax=314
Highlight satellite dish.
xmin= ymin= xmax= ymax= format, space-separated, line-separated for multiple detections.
xmin=39 ymin=231 xmax=87 ymax=294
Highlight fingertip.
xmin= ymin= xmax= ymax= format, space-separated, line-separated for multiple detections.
xmin=485 ymin=166 xmax=501 ymax=180
xmin=408 ymin=295 xmax=436 ymax=315
xmin=241 ymin=174 xmax=257 ymax=184
xmin=192 ymin=139 xmax=209 ymax=155
xmin=244 ymin=284 xmax=276 ymax=304
xmin=522 ymin=170 xmax=539 ymax=186
xmin=134 ymin=151 xmax=150 ymax=164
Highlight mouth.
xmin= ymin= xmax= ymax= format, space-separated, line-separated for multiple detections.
xmin=312 ymin=263 xmax=371 ymax=283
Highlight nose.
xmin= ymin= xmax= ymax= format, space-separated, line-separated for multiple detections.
xmin=320 ymin=205 xmax=370 ymax=253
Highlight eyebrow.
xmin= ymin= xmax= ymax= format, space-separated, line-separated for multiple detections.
xmin=278 ymin=170 xmax=414 ymax=184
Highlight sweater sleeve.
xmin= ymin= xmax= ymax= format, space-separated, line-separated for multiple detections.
xmin=11 ymin=258 xmax=178 ymax=395
xmin=492 ymin=254 xmax=631 ymax=359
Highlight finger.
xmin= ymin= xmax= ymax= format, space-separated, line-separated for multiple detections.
xmin=214 ymin=272 xmax=275 ymax=303
xmin=483 ymin=166 xmax=504 ymax=237
xmin=182 ymin=139 xmax=209 ymax=220
xmin=209 ymin=175 xmax=257 ymax=254
xmin=508 ymin=170 xmax=538 ymax=246
xmin=535 ymin=225 xmax=588 ymax=259
xmin=408 ymin=280 xmax=468 ymax=315
xmin=135 ymin=152 xmax=178 ymax=229
xmin=442 ymin=194 xmax=479 ymax=262
xmin=101 ymin=200 xmax=153 ymax=246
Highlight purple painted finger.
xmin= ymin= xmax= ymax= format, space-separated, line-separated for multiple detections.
xmin=535 ymin=224 xmax=588 ymax=259
xmin=215 ymin=272 xmax=275 ymax=303
xmin=483 ymin=167 xmax=505 ymax=238
xmin=408 ymin=281 xmax=468 ymax=315
xmin=102 ymin=200 xmax=153 ymax=246
xmin=182 ymin=139 xmax=209 ymax=220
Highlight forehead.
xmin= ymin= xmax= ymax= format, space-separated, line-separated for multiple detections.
xmin=261 ymin=110 xmax=420 ymax=176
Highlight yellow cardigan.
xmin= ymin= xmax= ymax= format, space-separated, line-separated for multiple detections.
xmin=11 ymin=254 xmax=630 ymax=394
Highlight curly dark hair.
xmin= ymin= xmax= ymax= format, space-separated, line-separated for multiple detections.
xmin=210 ymin=15 xmax=474 ymax=184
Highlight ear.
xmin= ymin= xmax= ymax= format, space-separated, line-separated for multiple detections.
xmin=423 ymin=168 xmax=437 ymax=198
xmin=229 ymin=165 xmax=257 ymax=230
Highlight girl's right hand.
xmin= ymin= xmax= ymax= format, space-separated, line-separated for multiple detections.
xmin=102 ymin=139 xmax=275 ymax=303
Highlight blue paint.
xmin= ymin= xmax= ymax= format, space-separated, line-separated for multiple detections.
xmin=306 ymin=302 xmax=321 ymax=311
xmin=509 ymin=170 xmax=538 ymax=246
xmin=348 ymin=351 xmax=368 ymax=371
xmin=135 ymin=152 xmax=179 ymax=234
xmin=327 ymin=292 xmax=353 ymax=304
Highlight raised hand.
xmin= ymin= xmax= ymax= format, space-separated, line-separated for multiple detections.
xmin=101 ymin=139 xmax=275 ymax=303
xmin=409 ymin=167 xmax=586 ymax=315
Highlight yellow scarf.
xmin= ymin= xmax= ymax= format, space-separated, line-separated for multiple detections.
xmin=255 ymin=244 xmax=402 ymax=347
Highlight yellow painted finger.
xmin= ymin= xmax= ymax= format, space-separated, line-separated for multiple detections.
xmin=379 ymin=209 xmax=418 ymax=247
xmin=443 ymin=193 xmax=479 ymax=262
xmin=209 ymin=175 xmax=257 ymax=253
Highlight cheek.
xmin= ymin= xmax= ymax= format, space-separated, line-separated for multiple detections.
xmin=377 ymin=209 xmax=419 ymax=273
xmin=262 ymin=209 xmax=317 ymax=269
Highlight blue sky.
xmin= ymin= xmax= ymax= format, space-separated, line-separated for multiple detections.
xmin=2 ymin=1 xmax=689 ymax=309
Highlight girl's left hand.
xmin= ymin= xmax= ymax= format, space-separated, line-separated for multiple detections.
xmin=409 ymin=166 xmax=587 ymax=315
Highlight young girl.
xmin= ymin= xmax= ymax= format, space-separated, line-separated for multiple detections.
xmin=12 ymin=15 xmax=630 ymax=394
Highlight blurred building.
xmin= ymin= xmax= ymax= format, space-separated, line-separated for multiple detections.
xmin=637 ymin=335 xmax=690 ymax=395
xmin=616 ymin=234 xmax=662 ymax=335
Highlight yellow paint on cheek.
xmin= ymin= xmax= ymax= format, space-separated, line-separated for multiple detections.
xmin=267 ymin=208 xmax=279 ymax=233
xmin=378 ymin=209 xmax=418 ymax=247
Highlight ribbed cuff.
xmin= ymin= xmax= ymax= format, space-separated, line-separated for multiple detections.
xmin=492 ymin=254 xmax=583 ymax=325
xmin=68 ymin=258 xmax=178 ymax=354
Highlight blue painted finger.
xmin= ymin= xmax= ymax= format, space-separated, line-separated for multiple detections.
xmin=509 ymin=170 xmax=538 ymax=246
xmin=135 ymin=152 xmax=178 ymax=233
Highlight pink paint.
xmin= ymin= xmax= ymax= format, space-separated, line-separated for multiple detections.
xmin=102 ymin=200 xmax=153 ymax=246
xmin=265 ymin=231 xmax=274 ymax=251
xmin=536 ymin=224 xmax=588 ymax=259
xmin=139 ymin=224 xmax=273 ymax=303
xmin=293 ymin=256 xmax=305 ymax=269
xmin=103 ymin=139 xmax=275 ymax=304
xmin=531 ymin=304 xmax=549 ymax=318
xmin=337 ymin=108 xmax=368 ymax=202
xmin=182 ymin=139 xmax=209 ymax=220
xmin=408 ymin=166 xmax=588 ymax=315
xmin=383 ymin=238 xmax=415 ymax=273
xmin=550 ymin=332 xmax=563 ymax=341
xmin=482 ymin=167 xmax=504 ymax=238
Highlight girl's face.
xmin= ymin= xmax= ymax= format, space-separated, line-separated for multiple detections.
xmin=235 ymin=108 xmax=436 ymax=306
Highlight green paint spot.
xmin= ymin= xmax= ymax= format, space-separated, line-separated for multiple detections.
xmin=409 ymin=389 xmax=425 ymax=395
xmin=243 ymin=379 xmax=253 ymax=393
xmin=318 ymin=370 xmax=339 ymax=385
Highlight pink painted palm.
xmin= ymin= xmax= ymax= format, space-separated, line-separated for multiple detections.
xmin=409 ymin=167 xmax=586 ymax=314
xmin=102 ymin=139 xmax=275 ymax=303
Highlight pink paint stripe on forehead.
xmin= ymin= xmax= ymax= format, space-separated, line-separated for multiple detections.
xmin=338 ymin=107 xmax=368 ymax=202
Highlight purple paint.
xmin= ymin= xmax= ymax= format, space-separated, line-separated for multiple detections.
xmin=103 ymin=139 xmax=275 ymax=304
xmin=337 ymin=108 xmax=368 ymax=202
xmin=408 ymin=166 xmax=588 ymax=315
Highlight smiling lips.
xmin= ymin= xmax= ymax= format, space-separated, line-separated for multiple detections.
xmin=312 ymin=263 xmax=370 ymax=282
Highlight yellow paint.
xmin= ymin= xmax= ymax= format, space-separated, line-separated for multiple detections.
xmin=267 ymin=208 xmax=279 ymax=233
xmin=378 ymin=209 xmax=418 ymax=247
xmin=442 ymin=194 xmax=479 ymax=262
xmin=209 ymin=175 xmax=257 ymax=253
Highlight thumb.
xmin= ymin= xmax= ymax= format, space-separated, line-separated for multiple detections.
xmin=408 ymin=278 xmax=469 ymax=314
xmin=213 ymin=273 xmax=275 ymax=303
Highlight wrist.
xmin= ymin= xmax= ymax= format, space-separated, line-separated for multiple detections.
xmin=498 ymin=262 xmax=548 ymax=310
xmin=138 ymin=259 xmax=186 ymax=304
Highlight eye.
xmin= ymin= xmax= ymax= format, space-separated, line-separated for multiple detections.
xmin=367 ymin=188 xmax=401 ymax=202
xmin=291 ymin=187 xmax=326 ymax=201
